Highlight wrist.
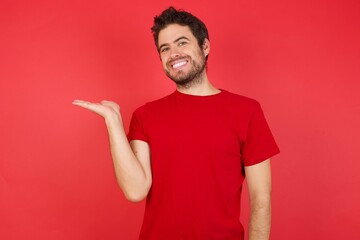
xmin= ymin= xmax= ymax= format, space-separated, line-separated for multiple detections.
xmin=105 ymin=112 xmax=122 ymax=126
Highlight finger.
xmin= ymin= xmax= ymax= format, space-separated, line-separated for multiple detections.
xmin=72 ymin=100 xmax=92 ymax=108
xmin=73 ymin=100 xmax=112 ymax=118
xmin=72 ymin=100 xmax=101 ymax=113
xmin=73 ymin=99 xmax=91 ymax=104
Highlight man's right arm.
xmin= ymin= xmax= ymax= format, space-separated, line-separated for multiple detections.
xmin=73 ymin=100 xmax=152 ymax=202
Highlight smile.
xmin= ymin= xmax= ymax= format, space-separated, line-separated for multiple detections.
xmin=172 ymin=60 xmax=187 ymax=69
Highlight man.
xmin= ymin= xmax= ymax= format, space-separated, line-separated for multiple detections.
xmin=73 ymin=7 xmax=279 ymax=240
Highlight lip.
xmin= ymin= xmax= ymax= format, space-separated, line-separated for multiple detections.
xmin=168 ymin=58 xmax=189 ymax=70
xmin=172 ymin=60 xmax=188 ymax=69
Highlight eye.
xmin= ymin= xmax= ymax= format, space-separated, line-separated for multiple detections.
xmin=160 ymin=47 xmax=169 ymax=53
xmin=178 ymin=41 xmax=187 ymax=47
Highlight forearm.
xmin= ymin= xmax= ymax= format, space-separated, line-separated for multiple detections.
xmin=248 ymin=200 xmax=271 ymax=240
xmin=72 ymin=99 xmax=150 ymax=202
xmin=105 ymin=115 xmax=149 ymax=202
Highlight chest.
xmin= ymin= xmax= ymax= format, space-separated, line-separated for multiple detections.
xmin=144 ymin=103 xmax=248 ymax=162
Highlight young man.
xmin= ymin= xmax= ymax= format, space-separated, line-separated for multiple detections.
xmin=73 ymin=7 xmax=279 ymax=240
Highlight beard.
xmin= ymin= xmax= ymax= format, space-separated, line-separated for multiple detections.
xmin=165 ymin=53 xmax=206 ymax=87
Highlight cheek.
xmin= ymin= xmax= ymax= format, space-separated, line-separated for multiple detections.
xmin=161 ymin=59 xmax=170 ymax=71
xmin=159 ymin=56 xmax=167 ymax=67
xmin=185 ymin=49 xmax=199 ymax=60
xmin=162 ymin=59 xmax=167 ymax=68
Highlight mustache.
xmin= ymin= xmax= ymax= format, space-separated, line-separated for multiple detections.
xmin=167 ymin=56 xmax=189 ymax=65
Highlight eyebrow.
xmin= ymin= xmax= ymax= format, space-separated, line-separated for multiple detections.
xmin=158 ymin=36 xmax=190 ymax=51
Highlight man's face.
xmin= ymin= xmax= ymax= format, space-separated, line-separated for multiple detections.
xmin=157 ymin=24 xmax=209 ymax=86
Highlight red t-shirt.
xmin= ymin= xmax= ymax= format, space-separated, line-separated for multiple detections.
xmin=128 ymin=90 xmax=280 ymax=240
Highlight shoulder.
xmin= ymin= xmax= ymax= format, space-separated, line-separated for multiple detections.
xmin=132 ymin=91 xmax=175 ymax=115
xmin=220 ymin=89 xmax=261 ymax=111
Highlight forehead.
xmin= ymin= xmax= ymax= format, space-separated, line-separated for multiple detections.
xmin=158 ymin=24 xmax=196 ymax=45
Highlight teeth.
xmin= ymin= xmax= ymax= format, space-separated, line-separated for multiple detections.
xmin=173 ymin=61 xmax=187 ymax=68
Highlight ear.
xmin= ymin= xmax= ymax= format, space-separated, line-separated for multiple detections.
xmin=202 ymin=38 xmax=210 ymax=56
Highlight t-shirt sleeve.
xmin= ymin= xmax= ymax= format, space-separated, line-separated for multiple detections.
xmin=241 ymin=102 xmax=280 ymax=166
xmin=127 ymin=107 xmax=148 ymax=143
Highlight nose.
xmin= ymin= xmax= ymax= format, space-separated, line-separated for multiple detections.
xmin=169 ymin=47 xmax=181 ymax=59
xmin=170 ymin=50 xmax=180 ymax=59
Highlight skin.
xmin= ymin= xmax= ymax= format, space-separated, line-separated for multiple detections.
xmin=73 ymin=23 xmax=272 ymax=239
xmin=72 ymin=100 xmax=152 ymax=202
xmin=158 ymin=24 xmax=208 ymax=89
xmin=246 ymin=159 xmax=272 ymax=240
xmin=157 ymin=24 xmax=219 ymax=95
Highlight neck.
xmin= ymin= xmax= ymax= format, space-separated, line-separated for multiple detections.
xmin=176 ymin=72 xmax=220 ymax=96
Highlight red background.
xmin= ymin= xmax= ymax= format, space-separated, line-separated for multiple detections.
xmin=1 ymin=0 xmax=359 ymax=239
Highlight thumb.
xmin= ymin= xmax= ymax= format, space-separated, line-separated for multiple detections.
xmin=101 ymin=100 xmax=120 ymax=111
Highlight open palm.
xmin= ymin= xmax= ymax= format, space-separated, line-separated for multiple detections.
xmin=72 ymin=100 xmax=121 ymax=120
